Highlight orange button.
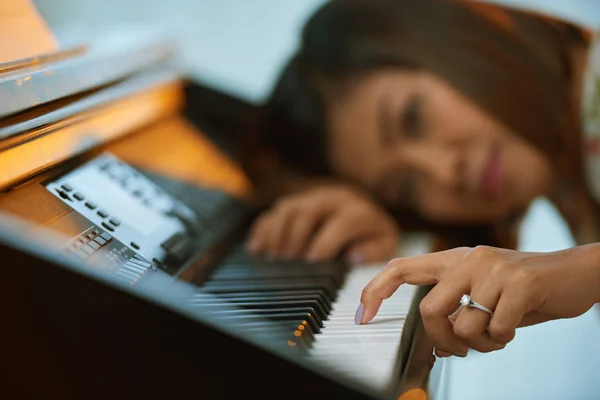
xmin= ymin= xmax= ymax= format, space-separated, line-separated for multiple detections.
xmin=398 ymin=388 xmax=427 ymax=400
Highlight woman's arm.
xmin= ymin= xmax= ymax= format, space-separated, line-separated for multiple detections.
xmin=357 ymin=243 xmax=600 ymax=357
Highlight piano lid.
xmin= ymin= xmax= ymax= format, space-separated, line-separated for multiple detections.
xmin=0 ymin=39 xmax=176 ymax=119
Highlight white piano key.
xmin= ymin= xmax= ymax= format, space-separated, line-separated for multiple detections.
xmin=306 ymin=235 xmax=430 ymax=394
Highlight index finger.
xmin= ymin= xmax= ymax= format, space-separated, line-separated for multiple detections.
xmin=357 ymin=248 xmax=468 ymax=324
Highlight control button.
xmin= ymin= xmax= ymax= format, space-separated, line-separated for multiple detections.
xmin=81 ymin=244 xmax=96 ymax=255
xmin=61 ymin=184 xmax=73 ymax=192
xmin=97 ymin=210 xmax=108 ymax=218
xmin=75 ymin=249 xmax=89 ymax=260
xmin=88 ymin=241 xmax=101 ymax=250
xmin=132 ymin=190 xmax=143 ymax=198
xmin=130 ymin=242 xmax=140 ymax=250
xmin=109 ymin=218 xmax=120 ymax=227
xmin=94 ymin=237 xmax=107 ymax=246
xmin=161 ymin=233 xmax=185 ymax=251
xmin=100 ymin=231 xmax=113 ymax=242
xmin=129 ymin=258 xmax=151 ymax=269
xmin=101 ymin=222 xmax=115 ymax=232
xmin=123 ymin=262 xmax=146 ymax=274
xmin=73 ymin=193 xmax=84 ymax=201
xmin=55 ymin=189 xmax=71 ymax=201
xmin=85 ymin=202 xmax=97 ymax=210
xmin=161 ymin=233 xmax=193 ymax=262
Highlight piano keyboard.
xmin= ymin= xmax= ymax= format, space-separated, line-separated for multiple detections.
xmin=307 ymin=234 xmax=432 ymax=392
xmin=187 ymin=234 xmax=432 ymax=393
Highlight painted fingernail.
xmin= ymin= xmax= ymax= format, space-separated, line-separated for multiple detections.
xmin=354 ymin=303 xmax=365 ymax=325
xmin=347 ymin=250 xmax=363 ymax=266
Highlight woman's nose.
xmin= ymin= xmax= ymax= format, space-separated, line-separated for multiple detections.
xmin=405 ymin=144 xmax=466 ymax=189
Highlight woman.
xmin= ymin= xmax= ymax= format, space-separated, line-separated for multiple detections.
xmin=243 ymin=0 xmax=600 ymax=267
xmin=347 ymin=2 xmax=600 ymax=357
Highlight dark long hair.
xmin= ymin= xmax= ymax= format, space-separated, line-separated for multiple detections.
xmin=248 ymin=0 xmax=592 ymax=247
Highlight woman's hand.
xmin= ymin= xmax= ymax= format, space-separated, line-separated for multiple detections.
xmin=357 ymin=245 xmax=600 ymax=357
xmin=246 ymin=185 xmax=400 ymax=264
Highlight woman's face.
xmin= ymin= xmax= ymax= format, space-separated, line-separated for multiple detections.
xmin=327 ymin=69 xmax=553 ymax=223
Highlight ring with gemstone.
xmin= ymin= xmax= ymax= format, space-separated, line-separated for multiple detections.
xmin=460 ymin=294 xmax=493 ymax=316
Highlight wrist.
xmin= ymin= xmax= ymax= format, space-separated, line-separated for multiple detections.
xmin=563 ymin=244 xmax=600 ymax=303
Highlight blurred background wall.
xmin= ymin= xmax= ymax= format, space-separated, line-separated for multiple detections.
xmin=34 ymin=0 xmax=327 ymax=104
xmin=33 ymin=0 xmax=600 ymax=105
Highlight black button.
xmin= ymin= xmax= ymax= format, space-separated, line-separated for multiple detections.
xmin=152 ymin=258 xmax=164 ymax=270
xmin=73 ymin=193 xmax=84 ymax=201
xmin=85 ymin=202 xmax=97 ymax=210
xmin=55 ymin=189 xmax=71 ymax=201
xmin=130 ymin=242 xmax=140 ymax=250
xmin=97 ymin=210 xmax=108 ymax=218
xmin=61 ymin=184 xmax=73 ymax=192
xmin=101 ymin=222 xmax=115 ymax=232
xmin=109 ymin=218 xmax=120 ymax=227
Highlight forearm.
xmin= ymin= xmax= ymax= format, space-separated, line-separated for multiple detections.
xmin=561 ymin=243 xmax=600 ymax=303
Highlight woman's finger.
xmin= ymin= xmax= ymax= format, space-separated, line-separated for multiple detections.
xmin=418 ymin=275 xmax=470 ymax=356
xmin=281 ymin=208 xmax=324 ymax=259
xmin=358 ymin=248 xmax=469 ymax=324
xmin=246 ymin=213 xmax=272 ymax=254
xmin=261 ymin=207 xmax=295 ymax=258
xmin=452 ymin=282 xmax=501 ymax=352
xmin=344 ymin=234 xmax=398 ymax=266
xmin=304 ymin=211 xmax=371 ymax=261
xmin=487 ymin=286 xmax=531 ymax=345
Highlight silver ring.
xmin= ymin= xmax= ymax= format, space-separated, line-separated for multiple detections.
xmin=460 ymin=294 xmax=493 ymax=316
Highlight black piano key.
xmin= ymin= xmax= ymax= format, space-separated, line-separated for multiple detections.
xmin=191 ymin=293 xmax=332 ymax=315
xmin=205 ymin=309 xmax=322 ymax=334
xmin=216 ymin=262 xmax=346 ymax=283
xmin=194 ymin=300 xmax=327 ymax=322
xmin=202 ymin=278 xmax=338 ymax=300
xmin=210 ymin=268 xmax=344 ymax=287
xmin=194 ymin=289 xmax=333 ymax=311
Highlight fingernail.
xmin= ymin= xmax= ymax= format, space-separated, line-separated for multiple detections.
xmin=453 ymin=351 xmax=468 ymax=358
xmin=347 ymin=250 xmax=363 ymax=266
xmin=354 ymin=303 xmax=364 ymax=325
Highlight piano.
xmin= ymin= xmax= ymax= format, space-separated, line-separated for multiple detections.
xmin=0 ymin=3 xmax=438 ymax=399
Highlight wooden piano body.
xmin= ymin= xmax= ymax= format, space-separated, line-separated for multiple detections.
xmin=0 ymin=2 xmax=436 ymax=399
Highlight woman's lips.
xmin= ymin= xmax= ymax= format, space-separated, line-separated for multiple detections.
xmin=479 ymin=147 xmax=503 ymax=198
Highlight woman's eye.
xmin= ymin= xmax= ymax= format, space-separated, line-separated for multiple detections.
xmin=402 ymin=95 xmax=423 ymax=139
